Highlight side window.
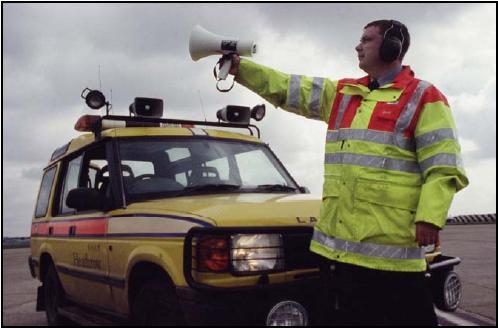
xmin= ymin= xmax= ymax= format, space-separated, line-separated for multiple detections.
xmin=57 ymin=143 xmax=109 ymax=215
xmin=85 ymin=146 xmax=109 ymax=200
xmin=34 ymin=167 xmax=57 ymax=218
xmin=88 ymin=166 xmax=98 ymax=188
xmin=89 ymin=159 xmax=108 ymax=188
xmin=60 ymin=155 xmax=83 ymax=214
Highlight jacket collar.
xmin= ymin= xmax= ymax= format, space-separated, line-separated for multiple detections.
xmin=353 ymin=65 xmax=415 ymax=90
xmin=390 ymin=65 xmax=416 ymax=89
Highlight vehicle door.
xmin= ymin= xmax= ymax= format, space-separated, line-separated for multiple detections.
xmin=51 ymin=141 xmax=113 ymax=309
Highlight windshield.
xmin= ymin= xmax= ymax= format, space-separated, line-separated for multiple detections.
xmin=117 ymin=137 xmax=299 ymax=202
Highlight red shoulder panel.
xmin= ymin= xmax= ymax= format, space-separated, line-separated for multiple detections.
xmin=405 ymin=84 xmax=449 ymax=137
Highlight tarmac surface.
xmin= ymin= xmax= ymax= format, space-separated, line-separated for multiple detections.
xmin=2 ymin=224 xmax=495 ymax=326
xmin=438 ymin=224 xmax=496 ymax=322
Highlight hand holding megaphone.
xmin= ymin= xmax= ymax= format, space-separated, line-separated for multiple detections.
xmin=189 ymin=25 xmax=256 ymax=91
xmin=219 ymin=53 xmax=241 ymax=76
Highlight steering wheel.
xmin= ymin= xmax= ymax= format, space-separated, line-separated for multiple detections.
xmin=134 ymin=174 xmax=156 ymax=180
xmin=120 ymin=164 xmax=134 ymax=178
xmin=98 ymin=164 xmax=135 ymax=178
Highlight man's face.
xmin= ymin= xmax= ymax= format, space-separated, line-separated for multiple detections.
xmin=356 ymin=25 xmax=384 ymax=72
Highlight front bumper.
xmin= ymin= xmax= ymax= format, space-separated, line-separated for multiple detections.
xmin=176 ymin=278 xmax=330 ymax=326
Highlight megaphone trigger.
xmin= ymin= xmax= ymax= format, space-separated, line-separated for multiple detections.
xmin=213 ymin=54 xmax=232 ymax=80
xmin=218 ymin=57 xmax=232 ymax=80
xmin=213 ymin=54 xmax=235 ymax=92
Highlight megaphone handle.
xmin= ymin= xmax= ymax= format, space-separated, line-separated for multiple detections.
xmin=213 ymin=54 xmax=235 ymax=92
xmin=216 ymin=79 xmax=235 ymax=93
xmin=218 ymin=58 xmax=231 ymax=80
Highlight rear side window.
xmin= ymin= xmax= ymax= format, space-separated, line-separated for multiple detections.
xmin=34 ymin=167 xmax=57 ymax=218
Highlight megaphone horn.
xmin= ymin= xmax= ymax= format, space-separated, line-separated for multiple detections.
xmin=189 ymin=25 xmax=257 ymax=62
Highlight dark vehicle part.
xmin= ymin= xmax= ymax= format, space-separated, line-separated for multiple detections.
xmin=44 ymin=265 xmax=69 ymax=325
xmin=433 ymin=270 xmax=462 ymax=312
xmin=131 ymin=278 xmax=185 ymax=326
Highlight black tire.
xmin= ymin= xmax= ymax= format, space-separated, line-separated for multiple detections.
xmin=44 ymin=264 xmax=69 ymax=325
xmin=131 ymin=277 xmax=185 ymax=326
xmin=433 ymin=271 xmax=462 ymax=312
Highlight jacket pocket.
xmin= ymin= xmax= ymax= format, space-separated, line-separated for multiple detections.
xmin=355 ymin=179 xmax=420 ymax=211
xmin=353 ymin=178 xmax=421 ymax=244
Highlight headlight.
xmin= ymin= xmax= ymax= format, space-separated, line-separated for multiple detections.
xmin=231 ymin=234 xmax=284 ymax=273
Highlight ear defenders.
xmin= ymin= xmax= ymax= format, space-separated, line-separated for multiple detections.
xmin=379 ymin=20 xmax=405 ymax=62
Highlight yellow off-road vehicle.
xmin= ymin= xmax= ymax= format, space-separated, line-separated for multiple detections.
xmin=29 ymin=89 xmax=462 ymax=326
xmin=29 ymin=90 xmax=327 ymax=326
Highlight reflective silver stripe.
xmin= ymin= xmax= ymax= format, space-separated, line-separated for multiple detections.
xmin=419 ymin=153 xmax=461 ymax=172
xmin=395 ymin=80 xmax=432 ymax=134
xmin=326 ymin=129 xmax=415 ymax=151
xmin=324 ymin=152 xmax=420 ymax=173
xmin=327 ymin=130 xmax=339 ymax=142
xmin=287 ymin=74 xmax=301 ymax=113
xmin=313 ymin=230 xmax=425 ymax=260
xmin=310 ymin=77 xmax=325 ymax=119
xmin=334 ymin=94 xmax=352 ymax=129
xmin=416 ymin=128 xmax=456 ymax=149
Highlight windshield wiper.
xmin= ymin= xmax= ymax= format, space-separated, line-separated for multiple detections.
xmin=255 ymin=184 xmax=297 ymax=192
xmin=174 ymin=183 xmax=241 ymax=196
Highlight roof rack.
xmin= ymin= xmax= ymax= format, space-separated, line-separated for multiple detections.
xmin=96 ymin=115 xmax=261 ymax=139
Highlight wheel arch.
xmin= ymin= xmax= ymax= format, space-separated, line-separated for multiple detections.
xmin=127 ymin=261 xmax=175 ymax=310
xmin=39 ymin=252 xmax=55 ymax=283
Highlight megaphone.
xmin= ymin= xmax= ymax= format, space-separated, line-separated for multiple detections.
xmin=189 ymin=25 xmax=257 ymax=89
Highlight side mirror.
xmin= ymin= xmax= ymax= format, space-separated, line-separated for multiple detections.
xmin=66 ymin=188 xmax=103 ymax=211
xmin=298 ymin=186 xmax=310 ymax=194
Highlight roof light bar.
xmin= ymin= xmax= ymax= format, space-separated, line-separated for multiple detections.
xmin=74 ymin=115 xmax=101 ymax=132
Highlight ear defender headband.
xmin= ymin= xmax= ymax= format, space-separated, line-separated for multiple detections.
xmin=379 ymin=20 xmax=405 ymax=62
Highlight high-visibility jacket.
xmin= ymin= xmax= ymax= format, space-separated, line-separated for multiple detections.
xmin=236 ymin=59 xmax=469 ymax=272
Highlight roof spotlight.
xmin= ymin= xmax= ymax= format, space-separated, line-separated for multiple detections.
xmin=81 ymin=88 xmax=107 ymax=110
xmin=251 ymin=104 xmax=266 ymax=121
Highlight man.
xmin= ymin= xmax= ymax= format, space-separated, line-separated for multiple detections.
xmin=224 ymin=20 xmax=468 ymax=325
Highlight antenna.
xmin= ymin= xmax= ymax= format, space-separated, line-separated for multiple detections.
xmin=110 ymin=89 xmax=113 ymax=115
xmin=98 ymin=64 xmax=102 ymax=90
xmin=198 ymin=90 xmax=207 ymax=121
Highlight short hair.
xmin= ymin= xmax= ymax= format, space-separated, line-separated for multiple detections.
xmin=365 ymin=20 xmax=410 ymax=61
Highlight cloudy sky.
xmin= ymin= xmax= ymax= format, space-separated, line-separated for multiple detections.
xmin=3 ymin=3 xmax=496 ymax=236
